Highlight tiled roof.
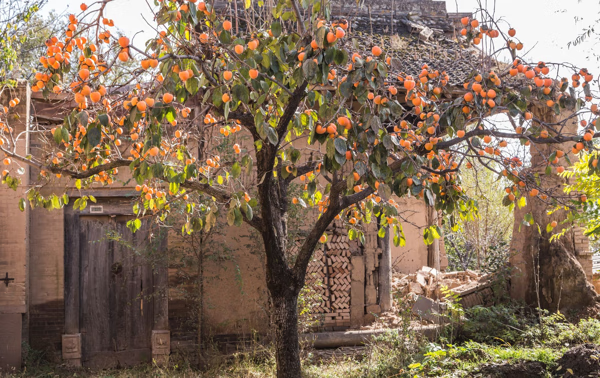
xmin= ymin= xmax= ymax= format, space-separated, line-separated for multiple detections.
xmin=348 ymin=31 xmax=480 ymax=87
xmin=214 ymin=0 xmax=481 ymax=87
xmin=329 ymin=1 xmax=481 ymax=87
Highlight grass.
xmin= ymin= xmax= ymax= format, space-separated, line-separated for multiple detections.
xmin=5 ymin=304 xmax=600 ymax=378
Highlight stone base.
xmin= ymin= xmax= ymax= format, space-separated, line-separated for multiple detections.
xmin=152 ymin=330 xmax=170 ymax=366
xmin=152 ymin=354 xmax=169 ymax=366
xmin=62 ymin=334 xmax=81 ymax=367
xmin=63 ymin=358 xmax=82 ymax=367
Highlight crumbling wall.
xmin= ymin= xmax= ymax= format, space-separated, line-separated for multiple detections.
xmin=509 ymin=105 xmax=597 ymax=311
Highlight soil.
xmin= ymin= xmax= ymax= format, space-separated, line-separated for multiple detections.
xmin=556 ymin=343 xmax=600 ymax=377
xmin=477 ymin=361 xmax=547 ymax=378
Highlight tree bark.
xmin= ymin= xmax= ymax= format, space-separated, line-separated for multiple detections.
xmin=196 ymin=245 xmax=204 ymax=361
xmin=378 ymin=225 xmax=392 ymax=312
xmin=271 ymin=293 xmax=302 ymax=378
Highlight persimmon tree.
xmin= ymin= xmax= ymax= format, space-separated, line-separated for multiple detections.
xmin=1 ymin=0 xmax=599 ymax=375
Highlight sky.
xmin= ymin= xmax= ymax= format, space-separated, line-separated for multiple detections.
xmin=43 ymin=0 xmax=600 ymax=76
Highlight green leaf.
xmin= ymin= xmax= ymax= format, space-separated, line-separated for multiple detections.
xmin=127 ymin=219 xmax=141 ymax=233
xmin=78 ymin=111 xmax=89 ymax=126
xmin=87 ymin=127 xmax=101 ymax=148
xmin=231 ymin=162 xmax=242 ymax=178
xmin=368 ymin=116 xmax=381 ymax=132
xmin=339 ymin=81 xmax=353 ymax=98
xmin=326 ymin=138 xmax=335 ymax=159
xmin=232 ymin=84 xmax=250 ymax=104
xmin=242 ymin=202 xmax=253 ymax=220
xmin=185 ymin=77 xmax=200 ymax=95
xmin=18 ymin=198 xmax=25 ymax=212
xmin=316 ymin=27 xmax=327 ymax=49
xmin=266 ymin=126 xmax=278 ymax=145
xmin=271 ymin=21 xmax=282 ymax=37
xmin=348 ymin=228 xmax=357 ymax=240
xmin=302 ymin=59 xmax=318 ymax=80
xmin=290 ymin=149 xmax=301 ymax=163
xmin=165 ymin=107 xmax=176 ymax=123
xmin=393 ymin=224 xmax=406 ymax=247
xmin=98 ymin=114 xmax=109 ymax=127
xmin=334 ymin=138 xmax=346 ymax=154
xmin=53 ymin=127 xmax=64 ymax=145
xmin=227 ymin=208 xmax=236 ymax=225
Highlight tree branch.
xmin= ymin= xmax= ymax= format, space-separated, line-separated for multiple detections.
xmin=290 ymin=0 xmax=306 ymax=34
xmin=180 ymin=180 xmax=264 ymax=231
xmin=285 ymin=159 xmax=320 ymax=183
xmin=276 ymin=81 xmax=308 ymax=144
xmin=435 ymin=128 xmax=588 ymax=151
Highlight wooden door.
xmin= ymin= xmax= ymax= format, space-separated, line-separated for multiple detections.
xmin=79 ymin=215 xmax=155 ymax=368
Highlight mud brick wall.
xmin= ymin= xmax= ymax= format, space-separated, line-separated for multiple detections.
xmin=0 ymin=83 xmax=30 ymax=370
xmin=0 ymin=84 xmax=30 ymax=314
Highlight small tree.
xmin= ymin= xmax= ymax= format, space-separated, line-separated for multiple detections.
xmin=0 ymin=0 xmax=45 ymax=81
xmin=444 ymin=163 xmax=513 ymax=272
xmin=557 ymin=152 xmax=600 ymax=238
xmin=1 ymin=1 xmax=598 ymax=375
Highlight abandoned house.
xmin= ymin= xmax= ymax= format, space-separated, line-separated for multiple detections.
xmin=0 ymin=0 xmax=594 ymax=371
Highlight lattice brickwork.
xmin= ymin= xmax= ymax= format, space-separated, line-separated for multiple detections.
xmin=305 ymin=230 xmax=352 ymax=329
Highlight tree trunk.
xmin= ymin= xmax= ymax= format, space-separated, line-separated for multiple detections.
xmin=271 ymin=292 xmax=301 ymax=378
xmin=378 ymin=225 xmax=392 ymax=312
xmin=196 ymin=248 xmax=204 ymax=361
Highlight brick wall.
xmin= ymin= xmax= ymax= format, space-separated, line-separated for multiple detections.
xmin=28 ymin=300 xmax=63 ymax=354
xmin=27 ymin=206 xmax=65 ymax=355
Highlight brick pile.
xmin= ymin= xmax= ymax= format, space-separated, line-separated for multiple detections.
xmin=305 ymin=232 xmax=352 ymax=328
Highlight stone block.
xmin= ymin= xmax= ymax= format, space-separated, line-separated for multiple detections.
xmin=409 ymin=282 xmax=424 ymax=295
xmin=420 ymin=266 xmax=439 ymax=277
xmin=411 ymin=296 xmax=448 ymax=324
xmin=366 ymin=304 xmax=381 ymax=314
xmin=416 ymin=273 xmax=427 ymax=287
xmin=152 ymin=330 xmax=170 ymax=355
xmin=62 ymin=334 xmax=81 ymax=365
xmin=363 ymin=313 xmax=376 ymax=324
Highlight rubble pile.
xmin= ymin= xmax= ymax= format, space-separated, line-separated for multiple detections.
xmin=392 ymin=266 xmax=492 ymax=302
xmin=359 ymin=267 xmax=497 ymax=330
